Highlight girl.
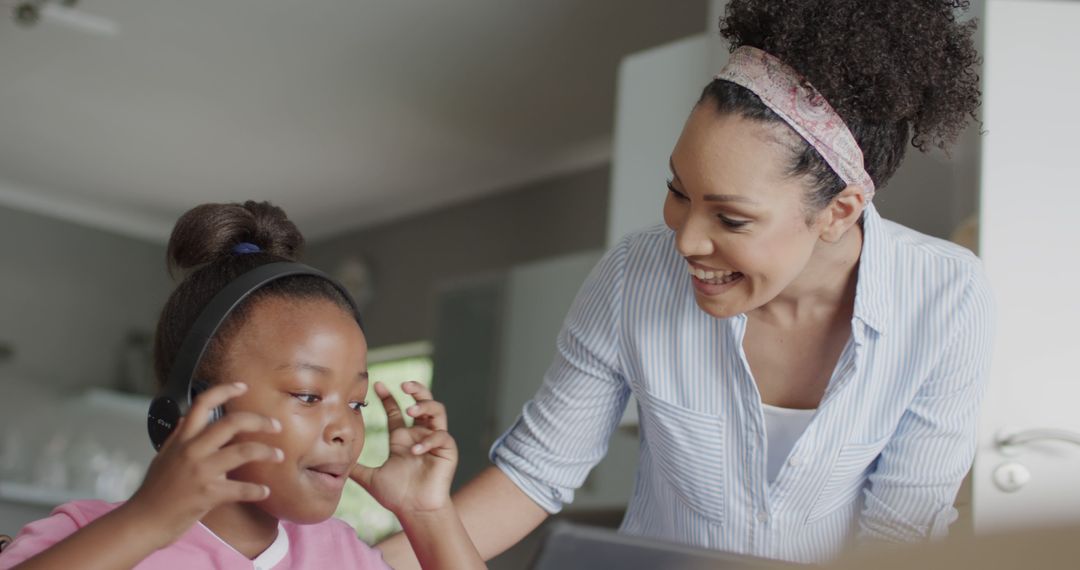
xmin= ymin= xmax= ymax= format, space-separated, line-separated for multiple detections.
xmin=0 ymin=201 xmax=484 ymax=569
xmin=380 ymin=0 xmax=991 ymax=566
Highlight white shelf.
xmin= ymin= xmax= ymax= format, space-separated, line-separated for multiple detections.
xmin=75 ymin=388 xmax=152 ymax=420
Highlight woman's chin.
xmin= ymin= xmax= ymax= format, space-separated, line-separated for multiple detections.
xmin=693 ymin=295 xmax=746 ymax=319
xmin=695 ymin=295 xmax=738 ymax=317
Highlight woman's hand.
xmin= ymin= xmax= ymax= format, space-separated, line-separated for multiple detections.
xmin=350 ymin=381 xmax=457 ymax=517
xmin=123 ymin=382 xmax=284 ymax=549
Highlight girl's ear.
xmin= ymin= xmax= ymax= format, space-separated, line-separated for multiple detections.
xmin=818 ymin=185 xmax=866 ymax=243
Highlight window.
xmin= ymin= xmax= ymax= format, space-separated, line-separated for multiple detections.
xmin=334 ymin=342 xmax=433 ymax=543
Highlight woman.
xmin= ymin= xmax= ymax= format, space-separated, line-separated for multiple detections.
xmin=381 ymin=0 xmax=990 ymax=564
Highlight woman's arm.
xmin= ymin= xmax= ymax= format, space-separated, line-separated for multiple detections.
xmin=378 ymin=466 xmax=549 ymax=570
xmin=379 ymin=240 xmax=636 ymax=568
xmin=858 ymin=269 xmax=995 ymax=542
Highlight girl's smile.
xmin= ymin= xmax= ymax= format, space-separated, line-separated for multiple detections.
xmin=302 ymin=461 xmax=352 ymax=494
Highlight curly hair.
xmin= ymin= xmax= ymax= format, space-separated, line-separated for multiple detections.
xmin=702 ymin=0 xmax=981 ymax=210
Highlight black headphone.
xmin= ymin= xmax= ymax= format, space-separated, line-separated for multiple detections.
xmin=147 ymin=261 xmax=365 ymax=450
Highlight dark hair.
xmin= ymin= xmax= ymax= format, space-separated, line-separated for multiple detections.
xmin=153 ymin=201 xmax=354 ymax=387
xmin=701 ymin=0 xmax=981 ymax=211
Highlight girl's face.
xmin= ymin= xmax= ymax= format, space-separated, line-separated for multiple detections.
xmin=664 ymin=104 xmax=833 ymax=318
xmin=218 ymin=296 xmax=368 ymax=524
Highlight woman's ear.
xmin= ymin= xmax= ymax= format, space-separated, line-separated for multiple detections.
xmin=818 ymin=185 xmax=867 ymax=243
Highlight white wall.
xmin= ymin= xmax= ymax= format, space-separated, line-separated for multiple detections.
xmin=974 ymin=0 xmax=1080 ymax=532
xmin=0 ymin=205 xmax=169 ymax=391
xmin=606 ymin=34 xmax=712 ymax=246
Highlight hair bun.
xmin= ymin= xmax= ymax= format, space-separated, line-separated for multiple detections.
xmin=719 ymin=0 xmax=980 ymax=152
xmin=166 ymin=201 xmax=304 ymax=274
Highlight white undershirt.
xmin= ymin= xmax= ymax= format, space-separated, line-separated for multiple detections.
xmin=762 ymin=403 xmax=817 ymax=484
xmin=199 ymin=522 xmax=289 ymax=570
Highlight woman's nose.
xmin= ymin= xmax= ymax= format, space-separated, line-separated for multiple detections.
xmin=674 ymin=213 xmax=714 ymax=258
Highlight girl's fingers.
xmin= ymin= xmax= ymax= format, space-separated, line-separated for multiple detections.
xmin=217 ymin=479 xmax=272 ymax=504
xmin=405 ymin=399 xmax=447 ymax=431
xmin=349 ymin=463 xmax=375 ymax=490
xmin=410 ymin=429 xmax=455 ymax=456
xmin=177 ymin=382 xmax=249 ymax=442
xmin=186 ymin=411 xmax=281 ymax=457
xmin=375 ymin=381 xmax=407 ymax=432
xmin=400 ymin=381 xmax=434 ymax=402
xmin=205 ymin=441 xmax=284 ymax=475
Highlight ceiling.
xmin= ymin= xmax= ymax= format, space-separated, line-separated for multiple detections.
xmin=0 ymin=0 xmax=706 ymax=242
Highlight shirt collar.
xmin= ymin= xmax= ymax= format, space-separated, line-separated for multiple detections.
xmin=852 ymin=202 xmax=893 ymax=335
xmin=198 ymin=521 xmax=290 ymax=570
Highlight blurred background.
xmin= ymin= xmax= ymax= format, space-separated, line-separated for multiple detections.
xmin=1 ymin=1 xmax=1076 ymax=569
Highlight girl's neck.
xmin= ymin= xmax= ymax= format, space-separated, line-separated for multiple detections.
xmin=200 ymin=502 xmax=280 ymax=560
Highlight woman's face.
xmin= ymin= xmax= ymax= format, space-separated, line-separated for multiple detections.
xmin=217 ymin=296 xmax=368 ymax=524
xmin=664 ymin=104 xmax=829 ymax=319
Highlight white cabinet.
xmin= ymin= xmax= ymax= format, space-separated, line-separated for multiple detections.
xmin=607 ymin=34 xmax=713 ymax=246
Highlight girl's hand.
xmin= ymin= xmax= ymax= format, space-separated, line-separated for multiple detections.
xmin=123 ymin=382 xmax=284 ymax=549
xmin=350 ymin=381 xmax=457 ymax=516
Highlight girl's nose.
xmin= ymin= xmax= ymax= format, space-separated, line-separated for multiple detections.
xmin=324 ymin=407 xmax=358 ymax=445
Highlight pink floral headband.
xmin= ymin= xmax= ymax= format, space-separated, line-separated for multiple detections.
xmin=715 ymin=46 xmax=876 ymax=200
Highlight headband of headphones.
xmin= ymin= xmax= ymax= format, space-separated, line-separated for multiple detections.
xmin=147 ymin=261 xmax=365 ymax=449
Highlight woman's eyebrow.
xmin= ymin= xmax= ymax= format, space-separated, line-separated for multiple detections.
xmin=670 ymin=156 xmax=758 ymax=205
xmin=703 ymin=194 xmax=758 ymax=204
xmin=668 ymin=157 xmax=682 ymax=184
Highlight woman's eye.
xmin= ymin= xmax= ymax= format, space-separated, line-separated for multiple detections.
xmin=666 ymin=180 xmax=688 ymax=200
xmin=718 ymin=214 xmax=749 ymax=229
xmin=349 ymin=401 xmax=369 ymax=413
xmin=291 ymin=393 xmax=321 ymax=404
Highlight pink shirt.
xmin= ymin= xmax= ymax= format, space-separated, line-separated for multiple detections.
xmin=0 ymin=500 xmax=390 ymax=570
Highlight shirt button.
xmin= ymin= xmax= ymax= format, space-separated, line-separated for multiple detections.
xmin=788 ymin=456 xmax=802 ymax=467
xmin=757 ymin=511 xmax=769 ymax=523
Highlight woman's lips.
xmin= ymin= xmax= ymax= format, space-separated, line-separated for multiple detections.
xmin=691 ymin=272 xmax=744 ymax=295
xmin=686 ymin=261 xmax=743 ymax=294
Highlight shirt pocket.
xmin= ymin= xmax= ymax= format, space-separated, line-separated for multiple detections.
xmin=635 ymin=388 xmax=726 ymax=524
xmin=806 ymin=435 xmax=890 ymax=523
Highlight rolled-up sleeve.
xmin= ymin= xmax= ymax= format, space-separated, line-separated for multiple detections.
xmin=489 ymin=238 xmax=631 ymax=514
xmin=859 ymin=265 xmax=996 ymax=542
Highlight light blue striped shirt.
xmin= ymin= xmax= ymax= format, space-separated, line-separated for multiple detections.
xmin=490 ymin=203 xmax=994 ymax=563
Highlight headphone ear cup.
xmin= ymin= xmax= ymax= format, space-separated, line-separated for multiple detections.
xmin=191 ymin=379 xmax=226 ymax=424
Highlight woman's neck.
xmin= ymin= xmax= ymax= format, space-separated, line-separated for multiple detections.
xmin=751 ymin=222 xmax=863 ymax=327
xmin=200 ymin=501 xmax=280 ymax=560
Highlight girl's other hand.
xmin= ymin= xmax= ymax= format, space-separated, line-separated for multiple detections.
xmin=123 ymin=382 xmax=284 ymax=549
xmin=350 ymin=381 xmax=457 ymax=516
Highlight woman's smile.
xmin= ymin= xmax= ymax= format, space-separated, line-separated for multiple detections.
xmin=687 ymin=261 xmax=745 ymax=295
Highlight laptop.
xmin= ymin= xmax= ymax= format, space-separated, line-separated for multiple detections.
xmin=528 ymin=522 xmax=800 ymax=570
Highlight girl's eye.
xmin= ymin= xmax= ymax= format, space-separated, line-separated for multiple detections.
xmin=349 ymin=401 xmax=369 ymax=413
xmin=666 ymin=180 xmax=688 ymax=200
xmin=291 ymin=393 xmax=321 ymax=404
xmin=718 ymin=214 xmax=750 ymax=229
